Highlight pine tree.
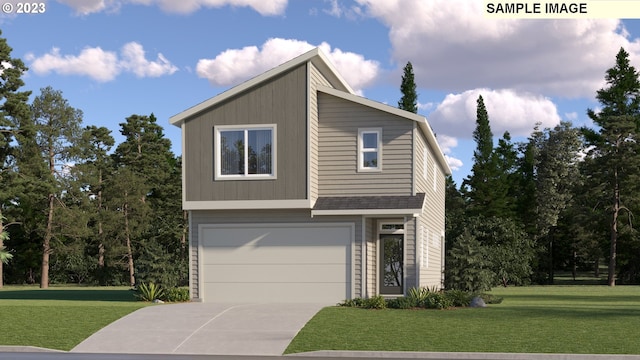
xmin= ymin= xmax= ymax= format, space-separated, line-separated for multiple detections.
xmin=464 ymin=95 xmax=501 ymax=217
xmin=583 ymin=47 xmax=640 ymax=286
xmin=0 ymin=30 xmax=31 ymax=288
xmin=398 ymin=62 xmax=418 ymax=114
xmin=111 ymin=113 xmax=183 ymax=287
xmin=29 ymin=86 xmax=83 ymax=288
xmin=535 ymin=122 xmax=583 ymax=283
xmin=75 ymin=126 xmax=115 ymax=283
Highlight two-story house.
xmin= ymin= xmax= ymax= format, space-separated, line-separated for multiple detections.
xmin=169 ymin=48 xmax=451 ymax=303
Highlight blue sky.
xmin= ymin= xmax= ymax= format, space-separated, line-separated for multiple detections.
xmin=3 ymin=0 xmax=640 ymax=185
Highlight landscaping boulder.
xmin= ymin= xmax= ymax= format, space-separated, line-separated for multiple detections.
xmin=469 ymin=296 xmax=487 ymax=308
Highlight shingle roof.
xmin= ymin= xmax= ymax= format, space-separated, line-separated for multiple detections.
xmin=313 ymin=193 xmax=425 ymax=211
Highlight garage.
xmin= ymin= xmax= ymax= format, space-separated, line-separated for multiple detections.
xmin=199 ymin=222 xmax=354 ymax=303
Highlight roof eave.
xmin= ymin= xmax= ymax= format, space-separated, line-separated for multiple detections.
xmin=169 ymin=48 xmax=353 ymax=127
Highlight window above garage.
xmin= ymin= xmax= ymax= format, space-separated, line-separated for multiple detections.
xmin=214 ymin=124 xmax=277 ymax=180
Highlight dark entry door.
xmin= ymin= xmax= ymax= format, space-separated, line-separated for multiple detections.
xmin=379 ymin=234 xmax=403 ymax=294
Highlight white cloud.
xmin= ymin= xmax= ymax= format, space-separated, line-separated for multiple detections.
xmin=56 ymin=0 xmax=110 ymax=14
xmin=323 ymin=0 xmax=342 ymax=17
xmin=417 ymin=101 xmax=434 ymax=111
xmin=444 ymin=155 xmax=463 ymax=171
xmin=435 ymin=134 xmax=463 ymax=171
xmin=428 ymin=88 xmax=562 ymax=139
xmin=26 ymin=42 xmax=177 ymax=82
xmin=196 ymin=38 xmax=380 ymax=93
xmin=354 ymin=0 xmax=640 ymax=98
xmin=27 ymin=47 xmax=120 ymax=82
xmin=56 ymin=0 xmax=287 ymax=15
xmin=564 ymin=111 xmax=578 ymax=121
xmin=120 ymin=42 xmax=178 ymax=78
xmin=436 ymin=134 xmax=457 ymax=154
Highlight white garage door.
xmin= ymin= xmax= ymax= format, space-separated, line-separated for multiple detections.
xmin=199 ymin=222 xmax=354 ymax=303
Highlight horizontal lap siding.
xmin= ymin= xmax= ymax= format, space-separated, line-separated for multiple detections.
xmin=183 ymin=65 xmax=308 ymax=202
xmin=189 ymin=209 xmax=363 ymax=301
xmin=309 ymin=63 xmax=334 ymax=203
xmin=415 ymin=129 xmax=446 ymax=288
xmin=318 ymin=93 xmax=414 ymax=196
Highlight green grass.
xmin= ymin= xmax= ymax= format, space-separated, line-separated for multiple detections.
xmin=285 ymin=286 xmax=640 ymax=355
xmin=0 ymin=285 xmax=149 ymax=351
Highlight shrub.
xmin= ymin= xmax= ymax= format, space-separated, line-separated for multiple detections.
xmin=407 ymin=286 xmax=430 ymax=303
xmin=444 ymin=289 xmax=473 ymax=307
xmin=339 ymin=298 xmax=366 ymax=307
xmin=163 ymin=287 xmax=190 ymax=302
xmin=362 ymin=295 xmax=387 ymax=309
xmin=479 ymin=293 xmax=504 ymax=304
xmin=135 ymin=282 xmax=165 ymax=302
xmin=386 ymin=296 xmax=416 ymax=309
xmin=422 ymin=291 xmax=453 ymax=309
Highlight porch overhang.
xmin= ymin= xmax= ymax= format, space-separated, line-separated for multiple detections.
xmin=311 ymin=193 xmax=425 ymax=217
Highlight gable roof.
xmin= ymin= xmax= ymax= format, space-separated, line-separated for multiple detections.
xmin=169 ymin=48 xmax=353 ymax=127
xmin=169 ymin=47 xmax=452 ymax=175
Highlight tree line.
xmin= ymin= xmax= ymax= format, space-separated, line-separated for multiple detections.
xmin=443 ymin=48 xmax=640 ymax=290
xmin=0 ymin=32 xmax=186 ymax=289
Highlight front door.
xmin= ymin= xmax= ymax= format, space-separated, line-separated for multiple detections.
xmin=379 ymin=234 xmax=403 ymax=294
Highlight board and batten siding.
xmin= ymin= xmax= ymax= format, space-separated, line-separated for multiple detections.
xmin=414 ymin=128 xmax=446 ymax=288
xmin=309 ymin=63 xmax=335 ymax=203
xmin=183 ymin=64 xmax=308 ymax=202
xmin=317 ymin=92 xmax=414 ymax=196
xmin=188 ymin=209 xmax=363 ymax=301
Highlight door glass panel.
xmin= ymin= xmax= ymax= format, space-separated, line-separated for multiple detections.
xmin=380 ymin=234 xmax=403 ymax=293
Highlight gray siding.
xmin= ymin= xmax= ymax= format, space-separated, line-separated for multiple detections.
xmin=309 ymin=63 xmax=334 ymax=203
xmin=365 ymin=218 xmax=376 ymax=297
xmin=317 ymin=92 xmax=414 ymax=196
xmin=189 ymin=209 xmax=363 ymax=301
xmin=414 ymin=128 xmax=446 ymax=288
xmin=183 ymin=65 xmax=308 ymax=202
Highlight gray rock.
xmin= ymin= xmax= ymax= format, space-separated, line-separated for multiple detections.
xmin=152 ymin=299 xmax=165 ymax=304
xmin=469 ymin=296 xmax=487 ymax=308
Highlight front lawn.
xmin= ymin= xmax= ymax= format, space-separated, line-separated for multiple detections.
xmin=0 ymin=285 xmax=149 ymax=351
xmin=285 ymin=286 xmax=640 ymax=355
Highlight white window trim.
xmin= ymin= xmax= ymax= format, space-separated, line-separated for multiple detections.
xmin=357 ymin=128 xmax=382 ymax=172
xmin=214 ymin=124 xmax=277 ymax=180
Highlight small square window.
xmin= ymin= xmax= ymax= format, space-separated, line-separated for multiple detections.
xmin=358 ymin=128 xmax=382 ymax=172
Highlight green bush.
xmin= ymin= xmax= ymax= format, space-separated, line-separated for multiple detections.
xmin=163 ymin=287 xmax=190 ymax=302
xmin=339 ymin=298 xmax=365 ymax=307
xmin=407 ymin=286 xmax=430 ymax=303
xmin=422 ymin=291 xmax=453 ymax=309
xmin=135 ymin=282 xmax=165 ymax=302
xmin=362 ymin=295 xmax=387 ymax=309
xmin=479 ymin=293 xmax=504 ymax=304
xmin=444 ymin=289 xmax=473 ymax=307
xmin=386 ymin=296 xmax=417 ymax=309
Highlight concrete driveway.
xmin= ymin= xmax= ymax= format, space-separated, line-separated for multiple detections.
xmin=70 ymin=302 xmax=327 ymax=356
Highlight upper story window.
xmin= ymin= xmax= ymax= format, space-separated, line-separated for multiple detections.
xmin=358 ymin=128 xmax=382 ymax=172
xmin=214 ymin=124 xmax=276 ymax=180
